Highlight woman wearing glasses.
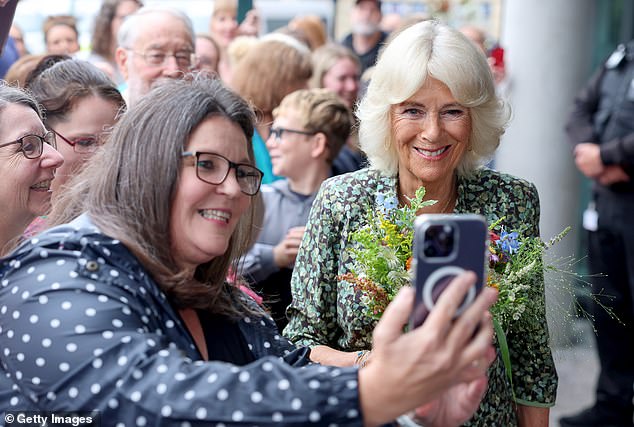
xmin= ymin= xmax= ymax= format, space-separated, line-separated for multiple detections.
xmin=0 ymin=83 xmax=63 ymax=256
xmin=26 ymin=55 xmax=126 ymax=196
xmin=1 ymin=76 xmax=497 ymax=426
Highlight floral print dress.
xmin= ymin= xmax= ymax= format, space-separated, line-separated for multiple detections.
xmin=284 ymin=167 xmax=558 ymax=426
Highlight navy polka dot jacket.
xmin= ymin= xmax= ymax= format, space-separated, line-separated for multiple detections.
xmin=0 ymin=214 xmax=364 ymax=426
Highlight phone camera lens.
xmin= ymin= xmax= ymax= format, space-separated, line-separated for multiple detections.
xmin=423 ymin=224 xmax=455 ymax=258
xmin=423 ymin=240 xmax=437 ymax=257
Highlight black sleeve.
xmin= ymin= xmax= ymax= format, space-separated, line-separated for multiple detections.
xmin=599 ymin=130 xmax=634 ymax=168
xmin=564 ymin=67 xmax=605 ymax=147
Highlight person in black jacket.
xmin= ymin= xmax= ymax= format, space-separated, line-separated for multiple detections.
xmin=561 ymin=40 xmax=634 ymax=427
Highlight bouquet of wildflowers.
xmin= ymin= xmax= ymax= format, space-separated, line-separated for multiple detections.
xmin=340 ymin=185 xmax=617 ymax=388
xmin=339 ymin=186 xmax=436 ymax=319
xmin=339 ymin=186 xmax=571 ymax=336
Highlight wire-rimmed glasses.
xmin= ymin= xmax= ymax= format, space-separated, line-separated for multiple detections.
xmin=51 ymin=129 xmax=102 ymax=154
xmin=126 ymin=48 xmax=196 ymax=69
xmin=182 ymin=151 xmax=263 ymax=196
xmin=0 ymin=131 xmax=57 ymax=159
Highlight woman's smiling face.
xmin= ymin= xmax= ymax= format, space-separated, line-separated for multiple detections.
xmin=169 ymin=115 xmax=252 ymax=272
xmin=0 ymin=104 xmax=64 ymax=226
xmin=391 ymin=77 xmax=472 ymax=189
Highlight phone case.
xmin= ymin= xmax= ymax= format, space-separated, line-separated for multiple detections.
xmin=409 ymin=214 xmax=488 ymax=329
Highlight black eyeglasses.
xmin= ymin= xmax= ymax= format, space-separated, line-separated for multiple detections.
xmin=126 ymin=48 xmax=196 ymax=69
xmin=182 ymin=151 xmax=263 ymax=196
xmin=51 ymin=128 xmax=101 ymax=154
xmin=0 ymin=131 xmax=56 ymax=159
xmin=269 ymin=127 xmax=316 ymax=143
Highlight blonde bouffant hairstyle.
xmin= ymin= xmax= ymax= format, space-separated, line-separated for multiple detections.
xmin=357 ymin=20 xmax=510 ymax=177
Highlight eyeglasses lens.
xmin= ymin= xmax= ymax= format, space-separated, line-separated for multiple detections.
xmin=196 ymin=153 xmax=262 ymax=196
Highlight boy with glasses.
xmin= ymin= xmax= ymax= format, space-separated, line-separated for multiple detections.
xmin=239 ymin=89 xmax=352 ymax=330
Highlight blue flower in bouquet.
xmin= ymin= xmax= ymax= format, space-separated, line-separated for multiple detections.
xmin=376 ymin=194 xmax=398 ymax=214
xmin=497 ymin=230 xmax=521 ymax=256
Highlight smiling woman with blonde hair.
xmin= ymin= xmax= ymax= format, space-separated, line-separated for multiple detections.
xmin=285 ymin=20 xmax=557 ymax=426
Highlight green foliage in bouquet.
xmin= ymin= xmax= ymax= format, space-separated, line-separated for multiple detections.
xmin=339 ymin=186 xmax=436 ymax=318
xmin=486 ymin=218 xmax=570 ymax=334
xmin=340 ymin=184 xmax=618 ymax=390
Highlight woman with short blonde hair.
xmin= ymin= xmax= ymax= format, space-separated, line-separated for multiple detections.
xmin=286 ymin=21 xmax=556 ymax=426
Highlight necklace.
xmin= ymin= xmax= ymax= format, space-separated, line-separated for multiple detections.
xmin=438 ymin=193 xmax=456 ymax=214
xmin=397 ymin=178 xmax=457 ymax=214
xmin=398 ymin=191 xmax=456 ymax=214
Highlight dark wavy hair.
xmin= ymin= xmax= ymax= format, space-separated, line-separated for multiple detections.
xmin=25 ymin=55 xmax=126 ymax=126
xmin=48 ymin=75 xmax=260 ymax=316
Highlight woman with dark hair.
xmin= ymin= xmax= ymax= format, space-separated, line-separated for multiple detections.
xmin=1 ymin=76 xmax=497 ymax=426
xmin=0 ymin=83 xmax=63 ymax=256
xmin=88 ymin=0 xmax=143 ymax=84
xmin=26 ymin=55 xmax=126 ymax=196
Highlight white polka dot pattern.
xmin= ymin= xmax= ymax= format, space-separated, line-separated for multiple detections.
xmin=0 ymin=217 xmax=363 ymax=425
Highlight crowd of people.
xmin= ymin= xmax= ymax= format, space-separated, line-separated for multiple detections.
xmin=3 ymin=0 xmax=628 ymax=425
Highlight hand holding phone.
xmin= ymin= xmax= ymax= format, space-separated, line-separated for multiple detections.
xmin=409 ymin=214 xmax=488 ymax=329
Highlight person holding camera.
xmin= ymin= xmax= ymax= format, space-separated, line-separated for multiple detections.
xmin=284 ymin=20 xmax=557 ymax=426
